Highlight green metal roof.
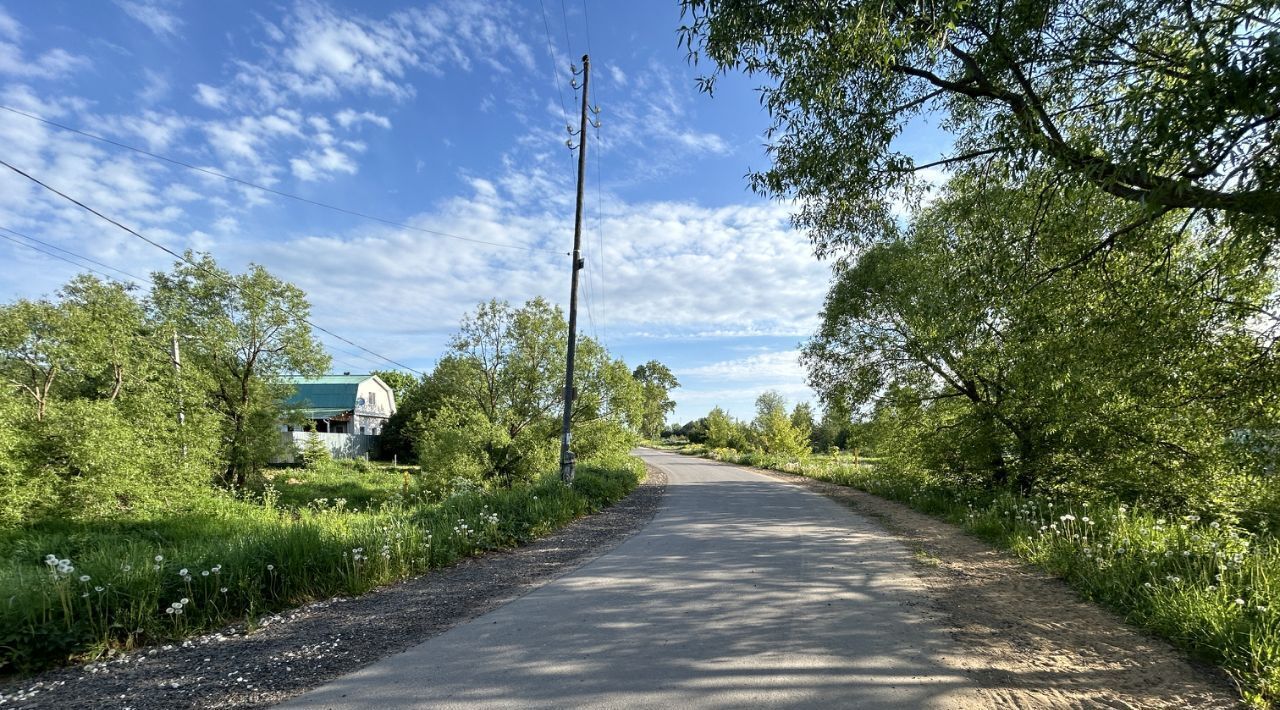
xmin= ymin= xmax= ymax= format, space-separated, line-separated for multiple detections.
xmin=282 ymin=375 xmax=369 ymax=414
xmin=281 ymin=375 xmax=370 ymax=385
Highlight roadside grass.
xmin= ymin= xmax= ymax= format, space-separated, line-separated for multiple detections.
xmin=0 ymin=453 xmax=643 ymax=676
xmin=658 ymin=443 xmax=1280 ymax=707
xmin=255 ymin=459 xmax=414 ymax=510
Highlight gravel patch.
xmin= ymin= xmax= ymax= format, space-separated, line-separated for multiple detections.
xmin=0 ymin=466 xmax=666 ymax=710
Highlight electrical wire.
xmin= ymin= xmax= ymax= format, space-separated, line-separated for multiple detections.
xmin=0 ymin=230 xmax=146 ymax=286
xmin=536 ymin=0 xmax=573 ymax=135
xmin=0 ymin=226 xmax=150 ymax=283
xmin=0 ymin=158 xmax=426 ymax=376
xmin=0 ymin=104 xmax=563 ymax=255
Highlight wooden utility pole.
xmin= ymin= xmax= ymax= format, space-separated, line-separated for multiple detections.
xmin=560 ymin=54 xmax=590 ymax=484
xmin=171 ymin=329 xmax=187 ymax=459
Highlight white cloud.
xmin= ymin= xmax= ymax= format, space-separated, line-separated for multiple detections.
xmin=138 ymin=69 xmax=171 ymax=103
xmin=201 ymin=1 xmax=535 ymax=111
xmin=0 ymin=8 xmax=21 ymax=41
xmin=0 ymin=16 xmax=90 ymax=81
xmin=114 ymin=0 xmax=183 ymax=38
xmin=290 ymin=146 xmax=357 ymax=181
xmin=193 ymin=83 xmax=226 ymax=110
xmin=334 ymin=108 xmax=391 ymax=130
xmin=96 ymin=110 xmax=189 ymax=151
xmin=608 ymin=65 xmax=627 ymax=86
xmin=680 ymin=351 xmax=805 ymax=382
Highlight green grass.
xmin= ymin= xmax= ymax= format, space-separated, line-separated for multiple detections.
xmin=256 ymin=459 xmax=415 ymax=510
xmin=0 ymin=453 xmax=643 ymax=676
xmin=663 ymin=443 xmax=1280 ymax=707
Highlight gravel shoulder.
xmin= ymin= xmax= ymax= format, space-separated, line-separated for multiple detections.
xmin=719 ymin=457 xmax=1241 ymax=709
xmin=0 ymin=466 xmax=666 ymax=710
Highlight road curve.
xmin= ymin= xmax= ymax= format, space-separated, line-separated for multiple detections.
xmin=280 ymin=449 xmax=985 ymax=709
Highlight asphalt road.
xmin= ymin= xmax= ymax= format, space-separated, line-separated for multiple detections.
xmin=281 ymin=449 xmax=982 ymax=709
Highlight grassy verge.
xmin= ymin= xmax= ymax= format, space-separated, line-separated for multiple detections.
xmin=0 ymin=453 xmax=643 ymax=676
xmin=659 ymin=443 xmax=1279 ymax=707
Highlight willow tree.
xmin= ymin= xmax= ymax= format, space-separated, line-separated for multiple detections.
xmin=680 ymin=0 xmax=1279 ymax=258
xmin=804 ymin=170 xmax=1280 ymax=508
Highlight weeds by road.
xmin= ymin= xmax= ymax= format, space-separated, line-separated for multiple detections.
xmin=0 ymin=454 xmax=643 ymax=676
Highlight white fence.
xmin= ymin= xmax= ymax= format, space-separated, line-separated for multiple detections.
xmin=278 ymin=431 xmax=378 ymax=462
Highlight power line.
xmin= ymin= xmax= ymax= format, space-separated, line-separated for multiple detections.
xmin=0 ymin=104 xmax=563 ymax=255
xmin=558 ymin=0 xmax=576 ymax=104
xmin=581 ymin=0 xmax=594 ymax=56
xmin=0 ymin=226 xmax=150 ymax=283
xmin=536 ymin=0 xmax=572 ymax=132
xmin=0 ymin=230 xmax=144 ymax=286
xmin=0 ymin=158 xmax=426 ymax=376
xmin=580 ymin=0 xmax=605 ymax=344
xmin=593 ymin=118 xmax=608 ymax=345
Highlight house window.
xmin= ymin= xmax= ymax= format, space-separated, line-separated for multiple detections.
xmin=360 ymin=426 xmax=366 ymax=435
xmin=368 ymin=391 xmax=377 ymax=406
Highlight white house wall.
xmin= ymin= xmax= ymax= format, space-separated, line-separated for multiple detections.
xmin=354 ymin=376 xmax=396 ymax=436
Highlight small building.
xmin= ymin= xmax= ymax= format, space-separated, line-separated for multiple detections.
xmin=283 ymin=374 xmax=397 ymax=435
xmin=278 ymin=374 xmax=398 ymax=460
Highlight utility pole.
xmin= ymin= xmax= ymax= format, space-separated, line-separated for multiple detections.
xmin=560 ymin=54 xmax=590 ymax=484
xmin=171 ymin=329 xmax=187 ymax=459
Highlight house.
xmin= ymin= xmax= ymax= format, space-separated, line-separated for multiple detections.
xmin=282 ymin=373 xmax=397 ymax=435
xmin=278 ymin=374 xmax=398 ymax=460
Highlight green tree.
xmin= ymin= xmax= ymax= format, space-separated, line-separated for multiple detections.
xmin=681 ymin=0 xmax=1280 ymax=259
xmin=371 ymin=369 xmax=417 ymax=403
xmin=803 ymin=171 xmax=1279 ymax=506
xmin=790 ymin=402 xmax=816 ymax=450
xmin=413 ymin=299 xmax=640 ymax=487
xmin=704 ymin=406 xmax=735 ymax=448
xmin=632 ymin=360 xmax=680 ymax=439
xmin=752 ymin=391 xmax=811 ymax=458
xmin=0 ymin=276 xmax=216 ymax=523
xmin=151 ymin=253 xmax=329 ymax=487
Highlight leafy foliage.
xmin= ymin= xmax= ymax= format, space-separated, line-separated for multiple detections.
xmin=633 ymin=360 xmax=681 ymax=439
xmin=406 ymin=299 xmax=644 ymax=488
xmin=151 ymin=253 xmax=329 ymax=487
xmin=681 ymin=0 xmax=1280 ymax=257
xmin=803 ymin=173 xmax=1280 ymax=510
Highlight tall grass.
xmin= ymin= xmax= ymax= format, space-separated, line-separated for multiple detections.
xmin=0 ymin=454 xmax=643 ymax=675
xmin=667 ymin=444 xmax=1280 ymax=707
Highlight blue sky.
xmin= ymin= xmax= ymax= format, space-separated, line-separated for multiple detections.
xmin=0 ymin=0 xmax=947 ymax=423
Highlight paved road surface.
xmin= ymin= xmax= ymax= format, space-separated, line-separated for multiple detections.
xmin=281 ymin=449 xmax=982 ymax=709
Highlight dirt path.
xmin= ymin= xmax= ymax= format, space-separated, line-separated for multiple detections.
xmin=740 ymin=461 xmax=1242 ymax=709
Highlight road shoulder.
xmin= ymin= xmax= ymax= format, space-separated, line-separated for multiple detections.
xmin=0 ymin=466 xmax=667 ymax=709
xmin=677 ymin=451 xmax=1241 ymax=709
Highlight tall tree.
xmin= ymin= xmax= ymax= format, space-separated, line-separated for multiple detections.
xmin=632 ymin=360 xmax=680 ymax=439
xmin=413 ymin=299 xmax=640 ymax=487
xmin=0 ymin=276 xmax=215 ymax=522
xmin=803 ymin=172 xmax=1279 ymax=505
xmin=371 ymin=369 xmax=417 ymax=404
xmin=752 ymin=390 xmax=811 ymax=457
xmin=151 ymin=253 xmax=329 ymax=487
xmin=680 ymin=0 xmax=1279 ymax=257
xmin=703 ymin=406 xmax=736 ymax=449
